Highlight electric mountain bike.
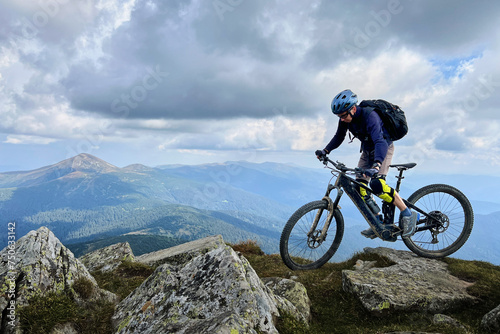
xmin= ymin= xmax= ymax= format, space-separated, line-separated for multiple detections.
xmin=279 ymin=157 xmax=474 ymax=270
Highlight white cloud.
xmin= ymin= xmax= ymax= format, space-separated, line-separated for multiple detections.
xmin=314 ymin=48 xmax=435 ymax=103
xmin=1 ymin=0 xmax=500 ymax=173
xmin=4 ymin=134 xmax=57 ymax=145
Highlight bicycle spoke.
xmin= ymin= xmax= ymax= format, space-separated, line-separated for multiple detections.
xmin=404 ymin=185 xmax=473 ymax=258
xmin=280 ymin=201 xmax=343 ymax=269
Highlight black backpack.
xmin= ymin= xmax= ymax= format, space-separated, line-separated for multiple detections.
xmin=359 ymin=99 xmax=408 ymax=141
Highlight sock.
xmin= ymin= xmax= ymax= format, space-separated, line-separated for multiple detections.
xmin=401 ymin=208 xmax=412 ymax=217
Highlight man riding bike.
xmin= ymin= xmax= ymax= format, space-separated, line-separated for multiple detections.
xmin=315 ymin=89 xmax=418 ymax=240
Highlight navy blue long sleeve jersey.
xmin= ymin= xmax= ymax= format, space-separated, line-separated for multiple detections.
xmin=324 ymin=106 xmax=391 ymax=164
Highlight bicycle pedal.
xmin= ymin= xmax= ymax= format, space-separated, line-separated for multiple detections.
xmin=361 ymin=229 xmax=377 ymax=239
xmin=392 ymin=228 xmax=402 ymax=236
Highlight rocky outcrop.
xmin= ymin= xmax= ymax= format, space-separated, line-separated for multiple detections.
xmin=6 ymin=228 xmax=496 ymax=333
xmin=135 ymin=235 xmax=225 ymax=267
xmin=481 ymin=303 xmax=500 ymax=332
xmin=0 ymin=227 xmax=117 ymax=332
xmin=262 ymin=277 xmax=311 ymax=323
xmin=79 ymin=242 xmax=135 ymax=273
xmin=112 ymin=236 xmax=310 ymax=333
xmin=342 ymin=247 xmax=477 ymax=314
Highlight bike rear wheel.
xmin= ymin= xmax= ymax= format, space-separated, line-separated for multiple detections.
xmin=403 ymin=184 xmax=473 ymax=258
xmin=280 ymin=200 xmax=344 ymax=270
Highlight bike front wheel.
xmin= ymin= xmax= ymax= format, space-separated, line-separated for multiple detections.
xmin=403 ymin=184 xmax=474 ymax=258
xmin=280 ymin=200 xmax=344 ymax=270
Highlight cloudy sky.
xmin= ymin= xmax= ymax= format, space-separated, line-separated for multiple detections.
xmin=1 ymin=0 xmax=500 ymax=174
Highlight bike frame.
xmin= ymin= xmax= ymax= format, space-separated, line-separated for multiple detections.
xmin=310 ymin=158 xmax=442 ymax=241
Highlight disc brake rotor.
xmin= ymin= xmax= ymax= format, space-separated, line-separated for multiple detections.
xmin=429 ymin=211 xmax=450 ymax=233
xmin=426 ymin=211 xmax=450 ymax=244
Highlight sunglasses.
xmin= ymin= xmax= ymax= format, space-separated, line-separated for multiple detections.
xmin=338 ymin=106 xmax=354 ymax=119
xmin=338 ymin=110 xmax=350 ymax=119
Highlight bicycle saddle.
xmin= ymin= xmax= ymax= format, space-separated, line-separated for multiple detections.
xmin=389 ymin=163 xmax=417 ymax=170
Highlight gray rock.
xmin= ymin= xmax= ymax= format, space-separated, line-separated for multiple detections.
xmin=353 ymin=259 xmax=377 ymax=271
xmin=262 ymin=277 xmax=311 ymax=323
xmin=433 ymin=313 xmax=467 ymax=331
xmin=0 ymin=227 xmax=117 ymax=332
xmin=50 ymin=322 xmax=79 ymax=334
xmin=79 ymin=242 xmax=135 ymax=273
xmin=342 ymin=247 xmax=476 ymax=314
xmin=481 ymin=303 xmax=500 ymax=332
xmin=135 ymin=235 xmax=225 ymax=267
xmin=113 ymin=238 xmax=309 ymax=333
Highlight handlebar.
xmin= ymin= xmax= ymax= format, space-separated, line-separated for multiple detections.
xmin=319 ymin=156 xmax=363 ymax=174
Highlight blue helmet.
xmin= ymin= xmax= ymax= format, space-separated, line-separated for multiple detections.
xmin=331 ymin=89 xmax=358 ymax=115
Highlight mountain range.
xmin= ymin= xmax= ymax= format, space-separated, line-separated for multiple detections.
xmin=1 ymin=153 xmax=499 ymax=264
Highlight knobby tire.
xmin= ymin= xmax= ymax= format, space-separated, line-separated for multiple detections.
xmin=403 ymin=184 xmax=473 ymax=258
xmin=280 ymin=200 xmax=344 ymax=270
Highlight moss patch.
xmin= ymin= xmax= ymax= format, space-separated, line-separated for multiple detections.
xmin=92 ymin=260 xmax=155 ymax=300
xmin=18 ymin=292 xmax=115 ymax=334
xmin=72 ymin=277 xmax=95 ymax=300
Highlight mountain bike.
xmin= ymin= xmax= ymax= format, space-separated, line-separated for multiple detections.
xmin=279 ymin=157 xmax=474 ymax=270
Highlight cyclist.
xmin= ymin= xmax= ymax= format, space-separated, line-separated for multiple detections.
xmin=315 ymin=89 xmax=418 ymax=240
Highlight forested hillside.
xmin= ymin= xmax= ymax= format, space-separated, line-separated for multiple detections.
xmin=1 ymin=153 xmax=499 ymax=264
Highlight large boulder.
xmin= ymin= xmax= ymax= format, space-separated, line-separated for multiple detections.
xmin=79 ymin=242 xmax=135 ymax=273
xmin=0 ymin=227 xmax=117 ymax=332
xmin=112 ymin=236 xmax=310 ymax=333
xmin=135 ymin=235 xmax=225 ymax=267
xmin=342 ymin=247 xmax=476 ymax=314
xmin=481 ymin=303 xmax=500 ymax=332
xmin=262 ymin=277 xmax=311 ymax=323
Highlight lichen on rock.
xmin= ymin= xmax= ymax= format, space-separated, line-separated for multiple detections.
xmin=113 ymin=236 xmax=310 ymax=334
xmin=342 ymin=247 xmax=477 ymax=315
xmin=79 ymin=242 xmax=135 ymax=273
xmin=0 ymin=226 xmax=117 ymax=331
xmin=481 ymin=303 xmax=500 ymax=332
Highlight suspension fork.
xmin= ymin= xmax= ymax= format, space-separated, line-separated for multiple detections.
xmin=307 ymin=181 xmax=344 ymax=241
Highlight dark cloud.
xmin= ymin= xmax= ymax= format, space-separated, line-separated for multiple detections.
xmin=389 ymin=0 xmax=500 ymax=56
xmin=61 ymin=0 xmax=316 ymax=120
xmin=303 ymin=0 xmax=500 ymax=66
xmin=42 ymin=0 xmax=500 ymax=119
xmin=4 ymin=0 xmax=500 ymax=124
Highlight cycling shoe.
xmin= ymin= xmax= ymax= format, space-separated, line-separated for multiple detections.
xmin=399 ymin=212 xmax=419 ymax=238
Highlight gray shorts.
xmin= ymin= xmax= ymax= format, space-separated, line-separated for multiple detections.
xmin=357 ymin=143 xmax=395 ymax=181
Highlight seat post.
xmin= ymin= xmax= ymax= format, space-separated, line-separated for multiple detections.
xmin=395 ymin=168 xmax=405 ymax=192
xmin=389 ymin=163 xmax=416 ymax=192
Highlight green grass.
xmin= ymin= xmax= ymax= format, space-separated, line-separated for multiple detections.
xmin=91 ymin=260 xmax=155 ymax=300
xmin=442 ymin=257 xmax=500 ymax=330
xmin=237 ymin=244 xmax=500 ymax=334
xmin=18 ymin=261 xmax=155 ymax=334
xmin=18 ymin=290 xmax=115 ymax=334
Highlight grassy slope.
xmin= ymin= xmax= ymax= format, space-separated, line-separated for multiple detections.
xmin=19 ymin=242 xmax=500 ymax=334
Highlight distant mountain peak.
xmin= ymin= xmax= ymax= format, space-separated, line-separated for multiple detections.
xmin=0 ymin=153 xmax=120 ymax=188
xmin=58 ymin=153 xmax=119 ymax=173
